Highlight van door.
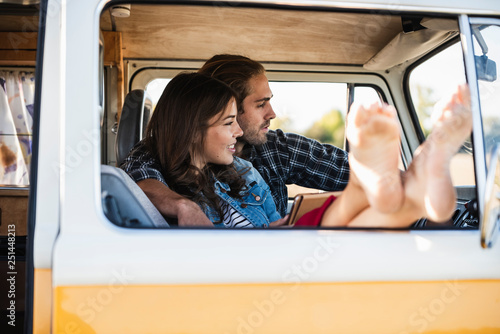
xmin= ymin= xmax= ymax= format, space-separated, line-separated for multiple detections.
xmin=458 ymin=16 xmax=500 ymax=248
xmin=46 ymin=2 xmax=500 ymax=333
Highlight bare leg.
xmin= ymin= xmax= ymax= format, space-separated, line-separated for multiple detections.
xmin=322 ymin=102 xmax=403 ymax=227
xmin=346 ymin=102 xmax=404 ymax=213
xmin=404 ymin=84 xmax=472 ymax=222
xmin=321 ymin=172 xmax=370 ymax=227
xmin=347 ymin=84 xmax=472 ymax=227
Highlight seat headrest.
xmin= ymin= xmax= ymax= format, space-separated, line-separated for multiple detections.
xmin=101 ymin=165 xmax=170 ymax=228
xmin=115 ymin=89 xmax=153 ymax=166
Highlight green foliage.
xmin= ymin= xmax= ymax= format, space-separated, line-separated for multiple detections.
xmin=304 ymin=109 xmax=345 ymax=148
xmin=269 ymin=115 xmax=292 ymax=131
xmin=414 ymin=84 xmax=437 ymax=137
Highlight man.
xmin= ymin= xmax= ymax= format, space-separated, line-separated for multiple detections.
xmin=121 ymin=54 xmax=349 ymax=226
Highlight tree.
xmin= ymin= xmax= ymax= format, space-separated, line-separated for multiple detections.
xmin=269 ymin=114 xmax=292 ymax=131
xmin=304 ymin=109 xmax=345 ymax=148
xmin=413 ymin=84 xmax=437 ymax=137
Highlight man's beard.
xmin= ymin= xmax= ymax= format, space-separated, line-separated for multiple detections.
xmin=241 ymin=121 xmax=270 ymax=146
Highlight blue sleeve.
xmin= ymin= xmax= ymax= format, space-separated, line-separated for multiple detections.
xmin=262 ymin=183 xmax=283 ymax=221
xmin=235 ymin=157 xmax=282 ymax=221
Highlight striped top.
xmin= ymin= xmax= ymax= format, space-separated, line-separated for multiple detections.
xmin=220 ymin=202 xmax=253 ymax=228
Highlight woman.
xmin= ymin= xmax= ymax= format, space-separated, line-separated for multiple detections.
xmin=145 ymin=72 xmax=287 ymax=228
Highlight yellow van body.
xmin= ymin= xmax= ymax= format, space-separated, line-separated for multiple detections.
xmin=1 ymin=0 xmax=500 ymax=333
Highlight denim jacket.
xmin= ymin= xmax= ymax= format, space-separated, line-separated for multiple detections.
xmin=202 ymin=157 xmax=282 ymax=228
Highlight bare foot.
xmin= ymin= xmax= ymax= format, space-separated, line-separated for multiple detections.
xmin=429 ymin=84 xmax=472 ymax=157
xmin=406 ymin=84 xmax=472 ymax=221
xmin=346 ymin=102 xmax=403 ymax=213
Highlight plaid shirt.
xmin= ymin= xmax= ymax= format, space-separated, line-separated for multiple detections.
xmin=120 ymin=129 xmax=350 ymax=217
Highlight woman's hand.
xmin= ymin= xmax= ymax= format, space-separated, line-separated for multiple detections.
xmin=269 ymin=215 xmax=290 ymax=227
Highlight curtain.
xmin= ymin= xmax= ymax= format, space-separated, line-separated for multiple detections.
xmin=0 ymin=71 xmax=34 ymax=186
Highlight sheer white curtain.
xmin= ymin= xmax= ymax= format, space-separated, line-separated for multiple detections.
xmin=0 ymin=71 xmax=34 ymax=186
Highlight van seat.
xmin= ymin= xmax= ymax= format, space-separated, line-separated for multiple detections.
xmin=115 ymin=89 xmax=153 ymax=166
xmin=101 ymin=165 xmax=169 ymax=228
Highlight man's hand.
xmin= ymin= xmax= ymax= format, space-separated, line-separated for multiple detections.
xmin=137 ymin=179 xmax=213 ymax=227
xmin=176 ymin=198 xmax=214 ymax=227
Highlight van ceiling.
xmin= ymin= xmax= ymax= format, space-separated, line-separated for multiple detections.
xmin=100 ymin=4 xmax=403 ymax=66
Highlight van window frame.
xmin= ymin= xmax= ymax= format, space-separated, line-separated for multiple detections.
xmin=128 ymin=63 xmax=412 ymax=165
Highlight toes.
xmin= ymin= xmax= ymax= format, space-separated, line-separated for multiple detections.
xmin=348 ymin=103 xmax=368 ymax=127
xmin=432 ymin=84 xmax=471 ymax=126
xmin=457 ymin=83 xmax=471 ymax=106
xmin=348 ymin=102 xmax=397 ymax=128
xmin=382 ymin=104 xmax=397 ymax=118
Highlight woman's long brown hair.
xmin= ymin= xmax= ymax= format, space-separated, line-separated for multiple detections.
xmin=145 ymin=72 xmax=247 ymax=215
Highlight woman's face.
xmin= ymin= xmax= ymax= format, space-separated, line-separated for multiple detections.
xmin=199 ymin=99 xmax=243 ymax=167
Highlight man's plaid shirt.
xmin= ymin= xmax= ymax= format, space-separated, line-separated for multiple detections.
xmin=120 ymin=129 xmax=350 ymax=217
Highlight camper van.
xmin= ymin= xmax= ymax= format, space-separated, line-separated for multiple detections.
xmin=1 ymin=0 xmax=500 ymax=333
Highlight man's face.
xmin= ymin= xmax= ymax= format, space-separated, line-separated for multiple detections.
xmin=237 ymin=74 xmax=276 ymax=146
